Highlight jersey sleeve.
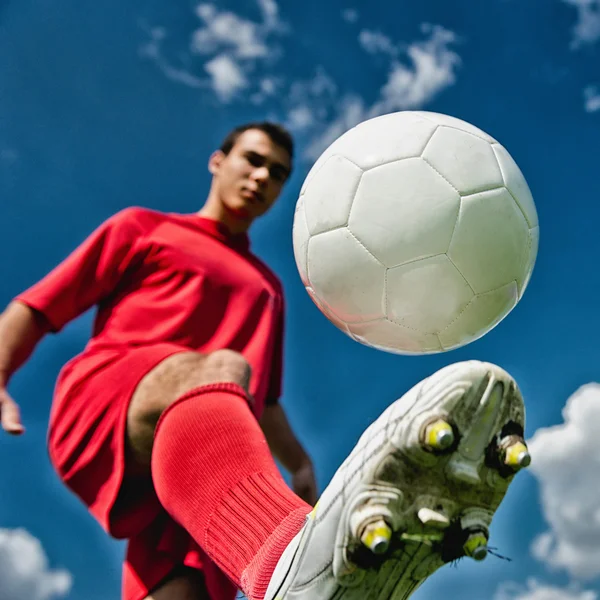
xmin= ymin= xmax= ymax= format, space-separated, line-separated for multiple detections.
xmin=14 ymin=208 xmax=146 ymax=332
xmin=265 ymin=294 xmax=285 ymax=406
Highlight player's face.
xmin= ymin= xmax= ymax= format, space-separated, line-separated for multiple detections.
xmin=210 ymin=129 xmax=291 ymax=222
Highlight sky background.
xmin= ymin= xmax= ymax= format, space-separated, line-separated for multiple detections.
xmin=0 ymin=0 xmax=599 ymax=599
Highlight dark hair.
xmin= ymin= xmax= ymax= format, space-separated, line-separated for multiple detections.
xmin=220 ymin=121 xmax=294 ymax=163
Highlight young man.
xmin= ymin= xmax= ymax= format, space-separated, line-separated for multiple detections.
xmin=0 ymin=122 xmax=531 ymax=600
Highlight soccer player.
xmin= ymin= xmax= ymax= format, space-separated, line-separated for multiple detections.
xmin=0 ymin=122 xmax=531 ymax=600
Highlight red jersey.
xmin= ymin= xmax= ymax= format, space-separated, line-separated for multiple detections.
xmin=15 ymin=207 xmax=286 ymax=599
xmin=16 ymin=207 xmax=284 ymax=416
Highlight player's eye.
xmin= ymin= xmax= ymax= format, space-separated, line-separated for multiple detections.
xmin=270 ymin=168 xmax=287 ymax=183
xmin=246 ymin=153 xmax=264 ymax=167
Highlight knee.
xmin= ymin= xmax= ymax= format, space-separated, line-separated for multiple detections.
xmin=202 ymin=349 xmax=251 ymax=387
xmin=126 ymin=350 xmax=252 ymax=467
xmin=129 ymin=349 xmax=251 ymax=430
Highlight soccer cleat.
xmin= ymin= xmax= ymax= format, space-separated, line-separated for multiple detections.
xmin=264 ymin=360 xmax=528 ymax=600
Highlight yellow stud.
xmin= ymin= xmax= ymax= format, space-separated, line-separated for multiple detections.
xmin=463 ymin=532 xmax=488 ymax=561
xmin=424 ymin=419 xmax=455 ymax=452
xmin=504 ymin=441 xmax=531 ymax=469
xmin=360 ymin=519 xmax=392 ymax=555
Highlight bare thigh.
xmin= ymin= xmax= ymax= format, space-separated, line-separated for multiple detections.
xmin=125 ymin=349 xmax=252 ymax=476
xmin=144 ymin=567 xmax=211 ymax=600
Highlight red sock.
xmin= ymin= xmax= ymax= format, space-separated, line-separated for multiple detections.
xmin=151 ymin=383 xmax=311 ymax=600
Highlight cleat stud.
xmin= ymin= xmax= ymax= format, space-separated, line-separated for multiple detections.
xmin=463 ymin=531 xmax=488 ymax=561
xmin=360 ymin=519 xmax=392 ymax=555
xmin=472 ymin=546 xmax=488 ymax=561
xmin=423 ymin=419 xmax=455 ymax=452
xmin=501 ymin=439 xmax=531 ymax=470
xmin=417 ymin=507 xmax=450 ymax=529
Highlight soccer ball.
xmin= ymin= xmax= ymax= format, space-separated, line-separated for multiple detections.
xmin=292 ymin=111 xmax=539 ymax=354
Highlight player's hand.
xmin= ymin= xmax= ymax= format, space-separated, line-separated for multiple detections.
xmin=292 ymin=461 xmax=317 ymax=506
xmin=0 ymin=386 xmax=24 ymax=435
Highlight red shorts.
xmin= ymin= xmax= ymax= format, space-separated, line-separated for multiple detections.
xmin=47 ymin=343 xmax=238 ymax=600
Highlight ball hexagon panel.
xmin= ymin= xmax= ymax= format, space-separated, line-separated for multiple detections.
xmin=306 ymin=286 xmax=351 ymax=335
xmin=329 ymin=112 xmax=438 ymax=170
xmin=348 ymin=157 xmax=460 ymax=268
xmin=292 ymin=197 xmax=310 ymax=286
xmin=300 ymin=156 xmax=324 ymax=197
xmin=438 ymin=281 xmax=518 ymax=350
xmin=422 ymin=127 xmax=503 ymax=195
xmin=307 ymin=227 xmax=386 ymax=323
xmin=386 ymin=254 xmax=474 ymax=334
xmin=299 ymin=139 xmax=341 ymax=196
xmin=448 ymin=188 xmax=530 ymax=294
xmin=302 ymin=155 xmax=363 ymax=237
xmin=348 ymin=318 xmax=443 ymax=354
xmin=412 ymin=111 xmax=497 ymax=144
xmin=492 ymin=144 xmax=538 ymax=228
xmin=520 ymin=226 xmax=539 ymax=298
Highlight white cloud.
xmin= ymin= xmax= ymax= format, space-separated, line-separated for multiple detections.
xmin=289 ymin=68 xmax=338 ymax=103
xmin=496 ymin=579 xmax=597 ymax=600
xmin=191 ymin=2 xmax=285 ymax=100
xmin=559 ymin=1 xmax=599 ymax=114
xmin=204 ymin=54 xmax=248 ymax=101
xmin=527 ymin=383 xmax=600 ymax=579
xmin=298 ymin=24 xmax=461 ymax=159
xmin=192 ymin=4 xmax=269 ymax=59
xmin=139 ymin=8 xmax=460 ymax=152
xmin=303 ymin=94 xmax=365 ymax=158
xmin=284 ymin=67 xmax=338 ymax=133
xmin=342 ymin=8 xmax=359 ymax=23
xmin=140 ymin=1 xmax=286 ymax=102
xmin=250 ymin=76 xmax=281 ymax=104
xmin=260 ymin=77 xmax=278 ymax=95
xmin=287 ymin=106 xmax=315 ymax=130
xmin=563 ymin=0 xmax=600 ymax=47
xmin=0 ymin=529 xmax=72 ymax=600
xmin=138 ymin=26 xmax=205 ymax=89
xmin=584 ymin=85 xmax=600 ymax=111
xmin=370 ymin=24 xmax=460 ymax=115
xmin=359 ymin=30 xmax=398 ymax=57
xmin=257 ymin=0 xmax=282 ymax=30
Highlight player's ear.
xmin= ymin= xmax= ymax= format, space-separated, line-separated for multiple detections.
xmin=208 ymin=150 xmax=225 ymax=175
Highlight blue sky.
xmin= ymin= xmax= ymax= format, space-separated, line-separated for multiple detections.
xmin=0 ymin=0 xmax=599 ymax=599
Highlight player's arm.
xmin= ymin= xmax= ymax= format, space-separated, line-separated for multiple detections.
xmin=0 ymin=207 xmax=145 ymax=435
xmin=260 ymin=403 xmax=317 ymax=505
xmin=0 ymin=302 xmax=52 ymax=434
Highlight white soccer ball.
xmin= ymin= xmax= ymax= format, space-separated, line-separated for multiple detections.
xmin=293 ymin=111 xmax=539 ymax=354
